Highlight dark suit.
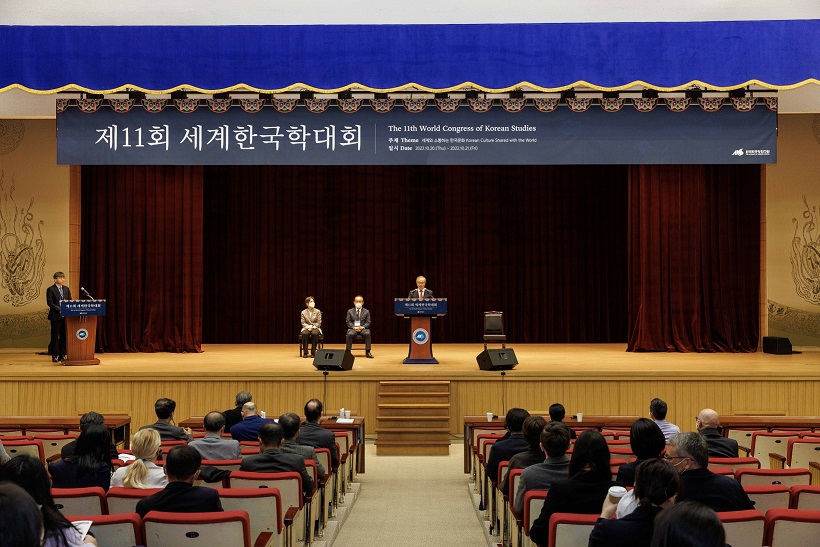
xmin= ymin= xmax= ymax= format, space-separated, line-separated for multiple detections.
xmin=230 ymin=415 xmax=273 ymax=442
xmin=240 ymin=448 xmax=314 ymax=494
xmin=679 ymin=467 xmax=754 ymax=512
xmin=48 ymin=459 xmax=112 ymax=491
xmin=140 ymin=420 xmax=193 ymax=442
xmin=136 ymin=481 xmax=223 ymax=517
xmin=46 ymin=283 xmax=71 ymax=358
xmin=588 ymin=505 xmax=662 ymax=547
xmin=700 ymin=428 xmax=739 ymax=458
xmin=298 ymin=421 xmax=339 ymax=468
xmin=408 ymin=288 xmax=433 ymax=299
xmin=61 ymin=440 xmax=119 ymax=461
xmin=486 ymin=432 xmax=529 ymax=483
xmin=345 ymin=307 xmax=372 ymax=351
xmin=223 ymin=406 xmax=243 ymax=433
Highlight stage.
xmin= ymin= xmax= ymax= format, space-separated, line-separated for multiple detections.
xmin=2 ymin=344 xmax=820 ymax=436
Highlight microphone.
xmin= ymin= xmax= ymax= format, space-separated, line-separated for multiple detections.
xmin=81 ymin=287 xmax=95 ymax=300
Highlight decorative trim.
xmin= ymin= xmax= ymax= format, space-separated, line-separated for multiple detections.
xmin=77 ymin=98 xmax=102 ymax=113
xmin=403 ymin=98 xmax=428 ymax=113
xmin=697 ymin=97 xmax=724 ymax=111
xmin=142 ymin=98 xmax=167 ymax=113
xmin=632 ymin=98 xmax=658 ymax=112
xmin=665 ymin=98 xmax=691 ymax=112
xmin=435 ymin=97 xmax=460 ymax=113
xmin=272 ymin=98 xmax=298 ymax=113
xmin=239 ymin=98 xmax=266 ymax=113
xmin=566 ymin=97 xmax=592 ymax=112
xmin=206 ymin=98 xmax=232 ymax=113
xmin=370 ymin=98 xmax=395 ymax=113
xmin=174 ymin=98 xmax=199 ymax=113
xmin=600 ymin=98 xmax=625 ymax=112
xmin=337 ymin=98 xmax=363 ymax=114
xmin=304 ymin=98 xmax=330 ymax=113
xmin=532 ymin=98 xmax=559 ymax=112
xmin=500 ymin=98 xmax=526 ymax=112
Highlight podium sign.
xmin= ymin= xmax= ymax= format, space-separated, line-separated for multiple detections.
xmin=59 ymin=300 xmax=105 ymax=366
xmin=394 ymin=298 xmax=447 ymax=364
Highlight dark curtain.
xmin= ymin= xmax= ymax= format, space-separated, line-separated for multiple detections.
xmin=81 ymin=165 xmax=204 ymax=352
xmin=627 ymin=165 xmax=760 ymax=352
xmin=202 ymin=165 xmax=629 ymax=344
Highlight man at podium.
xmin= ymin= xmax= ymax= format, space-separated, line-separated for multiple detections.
xmin=46 ymin=271 xmax=71 ymax=362
xmin=408 ymin=276 xmax=433 ymax=299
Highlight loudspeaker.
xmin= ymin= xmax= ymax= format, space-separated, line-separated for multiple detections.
xmin=762 ymin=336 xmax=793 ymax=355
xmin=476 ymin=348 xmax=518 ymax=371
xmin=312 ymin=350 xmax=354 ymax=371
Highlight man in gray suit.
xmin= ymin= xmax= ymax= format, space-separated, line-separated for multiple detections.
xmin=408 ymin=275 xmax=433 ymax=299
xmin=189 ymin=411 xmax=241 ymax=460
xmin=345 ymin=295 xmax=373 ymax=358
xmin=279 ymin=412 xmax=325 ymax=477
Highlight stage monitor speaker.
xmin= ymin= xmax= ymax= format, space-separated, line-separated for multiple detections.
xmin=312 ymin=349 xmax=354 ymax=371
xmin=762 ymin=336 xmax=794 ymax=355
xmin=477 ymin=348 xmax=518 ymax=371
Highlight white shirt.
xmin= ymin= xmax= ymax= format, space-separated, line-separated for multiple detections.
xmin=110 ymin=460 xmax=168 ymax=488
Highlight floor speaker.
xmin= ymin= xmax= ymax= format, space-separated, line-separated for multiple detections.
xmin=762 ymin=336 xmax=793 ymax=355
xmin=312 ymin=349 xmax=354 ymax=371
xmin=476 ymin=348 xmax=518 ymax=371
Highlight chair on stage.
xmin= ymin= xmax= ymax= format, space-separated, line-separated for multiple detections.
xmin=52 ymin=487 xmax=107 ymax=515
xmin=717 ymin=509 xmax=766 ymax=547
xmin=297 ymin=333 xmax=324 ymax=357
xmin=483 ymin=311 xmax=507 ymax=350
xmin=142 ymin=510 xmax=271 ymax=547
xmin=68 ymin=513 xmax=144 ymax=546
xmin=764 ymin=508 xmax=820 ymax=547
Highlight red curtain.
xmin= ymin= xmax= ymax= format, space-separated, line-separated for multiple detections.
xmin=80 ymin=165 xmax=204 ymax=352
xmin=627 ymin=165 xmax=760 ymax=352
xmin=202 ymin=165 xmax=629 ymax=344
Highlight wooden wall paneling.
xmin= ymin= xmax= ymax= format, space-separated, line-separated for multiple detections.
xmin=18 ymin=381 xmax=76 ymax=416
xmin=787 ymin=382 xmax=820 ymax=416
xmin=74 ymin=380 xmax=134 ymax=418
xmin=731 ymin=381 xmax=791 ymax=417
xmin=617 ymin=381 xmax=677 ymax=424
xmin=0 ymin=382 xmax=20 ymax=415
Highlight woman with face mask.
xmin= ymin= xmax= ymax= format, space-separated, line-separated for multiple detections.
xmin=300 ymin=296 xmax=322 ymax=357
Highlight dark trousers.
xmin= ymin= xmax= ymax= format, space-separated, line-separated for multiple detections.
xmin=301 ymin=331 xmax=319 ymax=355
xmin=346 ymin=329 xmax=371 ymax=351
xmin=49 ymin=318 xmax=67 ymax=357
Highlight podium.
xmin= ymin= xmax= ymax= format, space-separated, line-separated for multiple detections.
xmin=394 ymin=298 xmax=447 ymax=364
xmin=59 ymin=300 xmax=106 ymax=366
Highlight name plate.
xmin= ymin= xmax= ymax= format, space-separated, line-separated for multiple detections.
xmin=394 ymin=298 xmax=448 ymax=316
xmin=61 ymin=300 xmax=107 ymax=317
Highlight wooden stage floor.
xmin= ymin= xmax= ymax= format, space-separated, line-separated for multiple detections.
xmin=2 ymin=343 xmax=820 ymax=381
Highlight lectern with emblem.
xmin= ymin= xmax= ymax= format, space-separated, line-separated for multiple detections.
xmin=394 ymin=298 xmax=447 ymax=364
xmin=60 ymin=300 xmax=106 ymax=366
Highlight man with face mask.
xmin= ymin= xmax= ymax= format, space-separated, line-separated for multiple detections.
xmin=345 ymin=295 xmax=373 ymax=358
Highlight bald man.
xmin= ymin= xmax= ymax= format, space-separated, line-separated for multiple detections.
xmin=696 ymin=409 xmax=739 ymax=458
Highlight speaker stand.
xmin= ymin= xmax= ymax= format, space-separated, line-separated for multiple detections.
xmin=500 ymin=370 xmax=506 ymax=414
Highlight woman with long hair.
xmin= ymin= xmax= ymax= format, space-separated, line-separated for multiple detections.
xmin=0 ymin=481 xmax=43 ymax=547
xmin=111 ymin=428 xmax=166 ymax=488
xmin=0 ymin=455 xmax=97 ymax=546
xmin=529 ymin=430 xmax=623 ymax=546
xmin=651 ymin=500 xmax=727 ymax=547
xmin=49 ymin=423 xmax=112 ymax=491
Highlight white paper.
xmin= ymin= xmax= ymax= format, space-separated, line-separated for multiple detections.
xmin=72 ymin=520 xmax=93 ymax=537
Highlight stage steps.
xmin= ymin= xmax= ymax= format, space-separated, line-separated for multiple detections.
xmin=375 ymin=380 xmax=451 ymax=455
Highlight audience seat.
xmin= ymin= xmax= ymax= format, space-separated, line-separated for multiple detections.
xmin=228 ymin=471 xmax=305 ymax=543
xmin=744 ymin=484 xmax=792 ymax=513
xmin=106 ymin=487 xmax=163 ymax=515
xmin=737 ymin=468 xmax=812 ymax=487
xmin=0 ymin=429 xmax=24 ymax=436
xmin=52 ymin=487 xmax=107 ymax=515
xmin=717 ymin=509 xmax=765 ymax=547
xmin=752 ymin=432 xmax=800 ymax=469
xmin=523 ymin=490 xmax=548 ymax=547
xmin=790 ymin=485 xmax=820 ymax=510
xmin=507 ymin=468 xmax=525 ymax=547
xmin=470 ymin=426 xmax=505 ymax=479
xmin=727 ymin=428 xmax=767 ymax=451
xmin=68 ymin=513 xmax=143 ymax=546
xmin=474 ymin=433 xmax=503 ymax=497
xmin=31 ymin=433 xmax=78 ymax=462
xmin=218 ymin=488 xmax=293 ymax=547
xmin=329 ymin=429 xmax=357 ymax=483
xmin=709 ymin=466 xmax=736 ymax=478
xmin=3 ymin=439 xmax=45 ymax=463
xmin=785 ymin=438 xmax=820 ymax=469
xmin=764 ymin=508 xmax=820 ymax=547
xmin=492 ymin=460 xmax=510 ymax=536
xmin=142 ymin=510 xmax=271 ymax=547
xmin=708 ymin=457 xmax=761 ymax=472
xmin=547 ymin=512 xmax=598 ymax=547
xmin=314 ymin=447 xmax=335 ymax=522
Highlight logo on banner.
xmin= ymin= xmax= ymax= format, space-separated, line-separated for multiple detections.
xmin=732 ymin=149 xmax=744 ymax=156
xmin=412 ymin=328 xmax=429 ymax=345
xmin=76 ymin=328 xmax=89 ymax=341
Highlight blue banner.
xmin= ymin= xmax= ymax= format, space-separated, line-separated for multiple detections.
xmin=61 ymin=300 xmax=107 ymax=316
xmin=394 ymin=298 xmax=448 ymax=316
xmin=57 ymin=103 xmax=776 ymax=165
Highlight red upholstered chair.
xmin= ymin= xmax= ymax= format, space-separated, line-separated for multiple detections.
xmin=68 ymin=513 xmax=143 ymax=546
xmin=743 ymin=484 xmax=792 ymax=513
xmin=314 ymin=447 xmax=335 ymax=522
xmin=507 ymin=468 xmax=526 ymax=547
xmin=142 ymin=510 xmax=272 ymax=547
xmin=52 ymin=487 xmax=107 ymax=516
xmin=547 ymin=513 xmax=598 ymax=547
xmin=751 ymin=432 xmax=799 ymax=469
xmin=491 ymin=460 xmax=510 ymax=536
xmin=227 ymin=471 xmax=305 ymax=542
xmin=194 ymin=459 xmax=242 ymax=489
xmin=717 ymin=509 xmax=765 ymax=547
xmin=764 ymin=508 xmax=820 ymax=547
xmin=709 ymin=466 xmax=736 ymax=478
xmin=708 ymin=457 xmax=761 ymax=472
xmin=785 ymin=438 xmax=820 ymax=469
xmin=3 ymin=439 xmax=45 ymax=463
xmin=31 ymin=433 xmax=78 ymax=462
xmin=218 ymin=488 xmax=293 ymax=547
xmin=726 ymin=428 xmax=766 ymax=452
xmin=736 ymin=468 xmax=812 ymax=487
xmin=106 ymin=487 xmax=163 ymax=515
xmin=523 ymin=490 xmax=548 ymax=547
xmin=790 ymin=485 xmax=820 ymax=510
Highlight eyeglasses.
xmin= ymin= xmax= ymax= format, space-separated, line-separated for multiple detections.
xmin=662 ymin=454 xmax=690 ymax=461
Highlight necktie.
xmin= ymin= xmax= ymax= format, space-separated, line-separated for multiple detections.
xmin=58 ymin=286 xmax=64 ymax=299
xmin=357 ymin=309 xmax=360 ymax=320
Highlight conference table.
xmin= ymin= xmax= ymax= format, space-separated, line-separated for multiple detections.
xmin=180 ymin=415 xmax=366 ymax=473
xmin=0 ymin=415 xmax=132 ymax=449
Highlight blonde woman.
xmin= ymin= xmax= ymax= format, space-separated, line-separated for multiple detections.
xmin=110 ymin=428 xmax=167 ymax=489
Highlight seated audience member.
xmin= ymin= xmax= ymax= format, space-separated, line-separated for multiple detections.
xmin=139 ymin=398 xmax=193 ymax=441
xmin=0 ymin=482 xmax=43 ymax=547
xmin=589 ymin=458 xmax=681 ymax=547
xmin=499 ymin=415 xmax=547 ymax=496
xmin=696 ymin=409 xmax=738 ymax=458
xmin=230 ymin=402 xmax=273 ymax=442
xmin=617 ymin=418 xmax=666 ymax=486
xmin=548 ymin=403 xmax=577 ymax=439
xmin=0 ymin=438 xmax=9 ymax=464
xmin=666 ymin=432 xmax=753 ymax=512
xmin=223 ymin=391 xmax=252 ymax=433
xmin=111 ymin=428 xmax=166 ymax=489
xmin=529 ymin=430 xmax=623 ymax=546
xmin=514 ymin=421 xmax=571 ymax=513
xmin=240 ymin=422 xmax=315 ymax=496
xmin=0 ymin=456 xmax=98 ymax=546
xmin=650 ymin=500 xmax=726 ymax=547
xmin=299 ymin=399 xmax=339 ymax=469
xmin=49 ymin=424 xmax=113 ymax=491
xmin=189 ymin=411 xmax=241 ymax=460
xmin=135 ymin=445 xmax=222 ymax=518
xmin=61 ymin=411 xmax=119 ymax=460
xmin=650 ymin=398 xmax=680 ymax=442
xmin=279 ymin=412 xmax=325 ymax=477
xmin=486 ymin=407 xmax=531 ymax=485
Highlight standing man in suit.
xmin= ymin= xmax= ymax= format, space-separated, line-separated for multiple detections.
xmin=345 ymin=295 xmax=373 ymax=358
xmin=408 ymin=275 xmax=433 ymax=299
xmin=240 ymin=422 xmax=314 ymax=496
xmin=46 ymin=271 xmax=72 ymax=362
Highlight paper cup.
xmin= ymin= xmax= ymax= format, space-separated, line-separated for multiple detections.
xmin=576 ymin=412 xmax=583 ymax=422
xmin=607 ymin=486 xmax=627 ymax=504
xmin=486 ymin=412 xmax=494 ymax=422
xmin=345 ymin=410 xmax=351 ymax=419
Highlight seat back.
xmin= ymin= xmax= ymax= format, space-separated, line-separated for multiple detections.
xmin=106 ymin=487 xmax=163 ymax=515
xmin=765 ymin=508 xmax=820 ymax=547
xmin=201 ymin=459 xmax=242 ymax=471
xmin=744 ymin=485 xmax=792 ymax=513
xmin=786 ymin=438 xmax=820 ymax=469
xmin=708 ymin=457 xmax=761 ymax=472
xmin=31 ymin=433 xmax=78 ymax=462
xmin=752 ymin=432 xmax=799 ymax=469
xmin=710 ymin=466 xmax=737 ymax=478
xmin=0 ymin=429 xmax=24 ymax=436
xmin=727 ymin=428 xmax=767 ymax=449
xmin=3 ymin=439 xmax=45 ymax=463
xmin=484 ymin=311 xmax=504 ymax=335
xmin=52 ymin=487 xmax=107 ymax=515
xmin=315 ymin=448 xmax=331 ymax=478
xmin=717 ymin=510 xmax=765 ymax=547
xmin=218 ymin=488 xmax=284 ymax=541
xmin=548 ymin=513 xmax=597 ymax=547
xmin=522 ymin=490 xmax=547 ymax=537
xmin=790 ymin=485 xmax=820 ymax=510
xmin=333 ymin=432 xmax=350 ymax=459
xmin=507 ymin=468 xmax=524 ymax=514
xmin=471 ymin=427 xmax=505 ymax=453
xmin=737 ymin=468 xmax=812 ymax=487
xmin=228 ymin=471 xmax=303 ymax=511
xmin=142 ymin=510 xmax=251 ymax=547
xmin=69 ymin=513 xmax=143 ymax=546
